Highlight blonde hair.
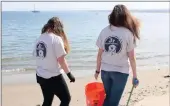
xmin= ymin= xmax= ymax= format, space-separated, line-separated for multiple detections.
xmin=41 ymin=17 xmax=70 ymax=53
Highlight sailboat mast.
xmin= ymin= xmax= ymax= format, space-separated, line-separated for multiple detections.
xmin=32 ymin=4 xmax=39 ymax=13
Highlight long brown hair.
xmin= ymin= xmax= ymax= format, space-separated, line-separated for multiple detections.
xmin=41 ymin=17 xmax=70 ymax=53
xmin=109 ymin=4 xmax=140 ymax=44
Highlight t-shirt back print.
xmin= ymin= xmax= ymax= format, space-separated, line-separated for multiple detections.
xmin=104 ymin=36 xmax=122 ymax=55
xmin=36 ymin=41 xmax=47 ymax=59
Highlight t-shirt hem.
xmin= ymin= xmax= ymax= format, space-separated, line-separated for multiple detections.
xmin=36 ymin=71 xmax=62 ymax=79
xmin=101 ymin=68 xmax=130 ymax=75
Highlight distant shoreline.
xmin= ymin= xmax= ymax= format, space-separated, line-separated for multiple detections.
xmin=2 ymin=9 xmax=170 ymax=13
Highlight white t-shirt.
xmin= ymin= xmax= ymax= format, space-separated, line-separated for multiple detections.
xmin=96 ymin=25 xmax=136 ymax=74
xmin=33 ymin=32 xmax=66 ymax=79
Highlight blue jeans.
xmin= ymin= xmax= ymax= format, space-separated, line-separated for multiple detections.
xmin=101 ymin=70 xmax=129 ymax=106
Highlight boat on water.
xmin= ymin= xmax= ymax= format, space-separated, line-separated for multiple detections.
xmin=32 ymin=4 xmax=40 ymax=13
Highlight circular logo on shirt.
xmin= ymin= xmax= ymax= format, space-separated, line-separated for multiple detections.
xmin=104 ymin=36 xmax=122 ymax=55
xmin=36 ymin=42 xmax=47 ymax=59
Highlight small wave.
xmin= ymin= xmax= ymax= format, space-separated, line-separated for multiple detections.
xmin=2 ymin=67 xmax=35 ymax=73
xmin=136 ymin=54 xmax=169 ymax=60
xmin=2 ymin=68 xmax=26 ymax=73
xmin=2 ymin=56 xmax=34 ymax=62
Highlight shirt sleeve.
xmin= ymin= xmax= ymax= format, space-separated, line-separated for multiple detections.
xmin=126 ymin=31 xmax=136 ymax=52
xmin=96 ymin=30 xmax=104 ymax=49
xmin=53 ymin=36 xmax=67 ymax=58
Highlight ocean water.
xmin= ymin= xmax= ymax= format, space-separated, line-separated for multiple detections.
xmin=2 ymin=11 xmax=169 ymax=74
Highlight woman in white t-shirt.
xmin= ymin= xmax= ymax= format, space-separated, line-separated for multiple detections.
xmin=33 ymin=17 xmax=75 ymax=106
xmin=94 ymin=5 xmax=140 ymax=106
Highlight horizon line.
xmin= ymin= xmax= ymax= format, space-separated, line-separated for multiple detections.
xmin=2 ymin=9 xmax=170 ymax=12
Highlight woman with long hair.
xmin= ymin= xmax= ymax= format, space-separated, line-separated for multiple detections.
xmin=94 ymin=4 xmax=140 ymax=106
xmin=33 ymin=17 xmax=75 ymax=106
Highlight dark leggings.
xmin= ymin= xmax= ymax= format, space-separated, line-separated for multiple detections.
xmin=36 ymin=74 xmax=71 ymax=106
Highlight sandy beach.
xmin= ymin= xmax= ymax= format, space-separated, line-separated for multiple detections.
xmin=2 ymin=5 xmax=169 ymax=106
xmin=2 ymin=66 xmax=169 ymax=106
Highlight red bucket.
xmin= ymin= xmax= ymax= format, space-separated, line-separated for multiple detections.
xmin=85 ymin=82 xmax=105 ymax=106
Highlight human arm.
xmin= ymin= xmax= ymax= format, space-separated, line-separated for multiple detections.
xmin=95 ymin=48 xmax=104 ymax=80
xmin=95 ymin=30 xmax=104 ymax=80
xmin=57 ymin=55 xmax=75 ymax=82
xmin=127 ymin=32 xmax=139 ymax=87
xmin=53 ymin=36 xmax=75 ymax=82
xmin=127 ymin=49 xmax=137 ymax=79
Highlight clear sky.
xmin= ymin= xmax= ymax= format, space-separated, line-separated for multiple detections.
xmin=2 ymin=2 xmax=169 ymax=11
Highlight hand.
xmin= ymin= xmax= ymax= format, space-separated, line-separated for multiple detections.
xmin=132 ymin=77 xmax=139 ymax=88
xmin=67 ymin=72 xmax=75 ymax=83
xmin=94 ymin=71 xmax=100 ymax=80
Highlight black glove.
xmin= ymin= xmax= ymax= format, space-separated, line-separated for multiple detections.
xmin=67 ymin=72 xmax=75 ymax=83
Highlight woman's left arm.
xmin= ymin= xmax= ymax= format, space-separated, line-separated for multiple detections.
xmin=95 ymin=48 xmax=103 ymax=80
